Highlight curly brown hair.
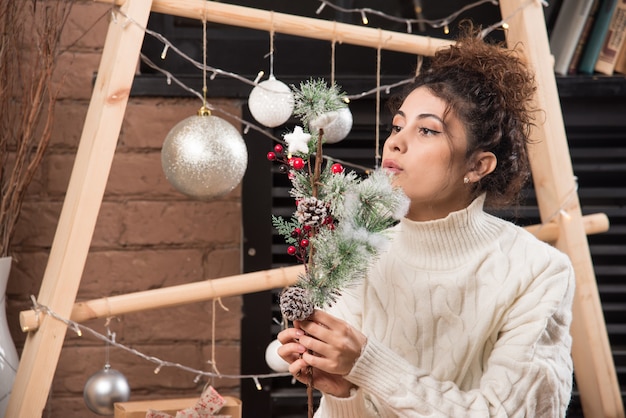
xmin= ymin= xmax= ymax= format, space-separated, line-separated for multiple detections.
xmin=390 ymin=23 xmax=537 ymax=208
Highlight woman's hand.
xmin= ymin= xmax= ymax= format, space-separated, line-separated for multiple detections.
xmin=277 ymin=309 xmax=367 ymax=397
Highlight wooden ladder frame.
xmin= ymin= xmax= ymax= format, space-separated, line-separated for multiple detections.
xmin=7 ymin=0 xmax=624 ymax=416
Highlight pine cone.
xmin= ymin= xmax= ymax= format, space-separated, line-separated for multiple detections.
xmin=296 ymin=197 xmax=328 ymax=227
xmin=279 ymin=286 xmax=314 ymax=321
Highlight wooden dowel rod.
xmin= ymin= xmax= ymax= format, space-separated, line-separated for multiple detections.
xmin=20 ymin=264 xmax=304 ymax=332
xmin=19 ymin=213 xmax=608 ymax=332
xmin=97 ymin=0 xmax=453 ymax=56
xmin=526 ymin=212 xmax=609 ymax=243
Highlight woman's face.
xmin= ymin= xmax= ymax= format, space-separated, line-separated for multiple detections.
xmin=382 ymin=86 xmax=472 ymax=221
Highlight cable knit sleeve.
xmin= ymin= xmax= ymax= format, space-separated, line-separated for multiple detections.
xmin=347 ymin=251 xmax=574 ymax=417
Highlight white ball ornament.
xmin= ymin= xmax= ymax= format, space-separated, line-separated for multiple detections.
xmin=161 ymin=112 xmax=248 ymax=199
xmin=309 ymin=106 xmax=353 ymax=144
xmin=83 ymin=365 xmax=130 ymax=415
xmin=265 ymin=338 xmax=290 ymax=373
xmin=248 ymin=75 xmax=294 ymax=128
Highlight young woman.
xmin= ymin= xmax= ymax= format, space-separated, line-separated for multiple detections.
xmin=277 ymin=26 xmax=575 ymax=417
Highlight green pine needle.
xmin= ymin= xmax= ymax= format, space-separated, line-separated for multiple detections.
xmin=272 ymin=215 xmax=300 ymax=246
xmin=292 ymin=78 xmax=347 ymax=128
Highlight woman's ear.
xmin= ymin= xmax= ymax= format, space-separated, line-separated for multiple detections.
xmin=467 ymin=151 xmax=497 ymax=182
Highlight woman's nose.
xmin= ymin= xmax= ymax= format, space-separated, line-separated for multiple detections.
xmin=384 ymin=131 xmax=405 ymax=153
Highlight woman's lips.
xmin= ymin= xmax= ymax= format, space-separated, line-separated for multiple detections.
xmin=382 ymin=160 xmax=402 ymax=173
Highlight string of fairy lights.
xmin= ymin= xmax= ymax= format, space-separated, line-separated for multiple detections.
xmin=43 ymin=0 xmax=556 ymax=393
xmin=317 ymin=0 xmax=498 ymax=34
xmin=316 ymin=0 xmax=549 ymax=36
xmin=115 ymin=0 xmax=545 ymax=173
xmin=29 ymin=296 xmax=289 ymax=390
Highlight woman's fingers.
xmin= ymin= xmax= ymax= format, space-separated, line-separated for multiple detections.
xmin=277 ymin=327 xmax=304 ymax=344
xmin=277 ymin=310 xmax=366 ymax=376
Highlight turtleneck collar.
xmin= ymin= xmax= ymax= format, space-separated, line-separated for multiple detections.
xmin=392 ymin=194 xmax=506 ymax=270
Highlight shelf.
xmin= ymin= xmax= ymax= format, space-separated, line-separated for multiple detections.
xmin=556 ymin=74 xmax=626 ymax=98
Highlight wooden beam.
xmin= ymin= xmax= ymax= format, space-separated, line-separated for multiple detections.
xmin=20 ymin=265 xmax=304 ymax=332
xmin=499 ymin=1 xmax=624 ymax=417
xmin=97 ymin=0 xmax=452 ymax=56
xmin=5 ymin=0 xmax=154 ymax=416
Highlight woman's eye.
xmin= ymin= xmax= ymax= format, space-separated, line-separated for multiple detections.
xmin=390 ymin=125 xmax=403 ymax=133
xmin=419 ymin=127 xmax=440 ymax=136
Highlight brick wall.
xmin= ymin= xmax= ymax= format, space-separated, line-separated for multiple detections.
xmin=5 ymin=1 xmax=244 ymax=416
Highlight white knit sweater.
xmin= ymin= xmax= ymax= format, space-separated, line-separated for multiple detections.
xmin=317 ymin=195 xmax=575 ymax=417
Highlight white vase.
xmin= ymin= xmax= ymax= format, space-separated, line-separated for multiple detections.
xmin=0 ymin=256 xmax=19 ymax=418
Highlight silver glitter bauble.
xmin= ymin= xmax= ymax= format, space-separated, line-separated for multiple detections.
xmin=309 ymin=107 xmax=353 ymax=144
xmin=161 ymin=114 xmax=248 ymax=199
xmin=248 ymin=76 xmax=294 ymax=128
xmin=83 ymin=365 xmax=130 ymax=415
xmin=265 ymin=338 xmax=290 ymax=373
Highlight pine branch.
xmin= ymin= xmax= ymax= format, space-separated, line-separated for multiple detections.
xmin=273 ymin=79 xmax=409 ymax=320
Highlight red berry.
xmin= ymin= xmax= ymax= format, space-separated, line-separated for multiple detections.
xmin=300 ymin=239 xmax=309 ymax=247
xmin=291 ymin=228 xmax=301 ymax=237
xmin=274 ymin=144 xmax=284 ymax=154
xmin=331 ymin=163 xmax=344 ymax=174
xmin=303 ymin=225 xmax=312 ymax=232
xmin=267 ymin=151 xmax=276 ymax=161
xmin=291 ymin=157 xmax=305 ymax=170
xmin=287 ymin=246 xmax=297 ymax=255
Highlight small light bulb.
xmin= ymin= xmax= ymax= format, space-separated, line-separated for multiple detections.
xmin=254 ymin=71 xmax=264 ymax=84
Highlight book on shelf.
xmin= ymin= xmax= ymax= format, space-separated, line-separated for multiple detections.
xmin=545 ymin=0 xmax=565 ymax=34
xmin=549 ymin=0 xmax=597 ymax=75
xmin=595 ymin=0 xmax=626 ymax=74
xmin=569 ymin=0 xmax=602 ymax=74
xmin=615 ymin=38 xmax=626 ymax=73
xmin=578 ymin=0 xmax=619 ymax=74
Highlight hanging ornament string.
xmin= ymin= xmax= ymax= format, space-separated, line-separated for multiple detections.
xmin=200 ymin=8 xmax=210 ymax=115
xmin=375 ymin=29 xmax=382 ymax=168
xmin=269 ymin=11 xmax=275 ymax=78
xmin=331 ymin=39 xmax=336 ymax=87
xmin=415 ymin=55 xmax=424 ymax=77
xmin=105 ymin=326 xmax=112 ymax=367
xmin=330 ymin=21 xmax=337 ymax=87
xmin=209 ymin=297 xmax=229 ymax=381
